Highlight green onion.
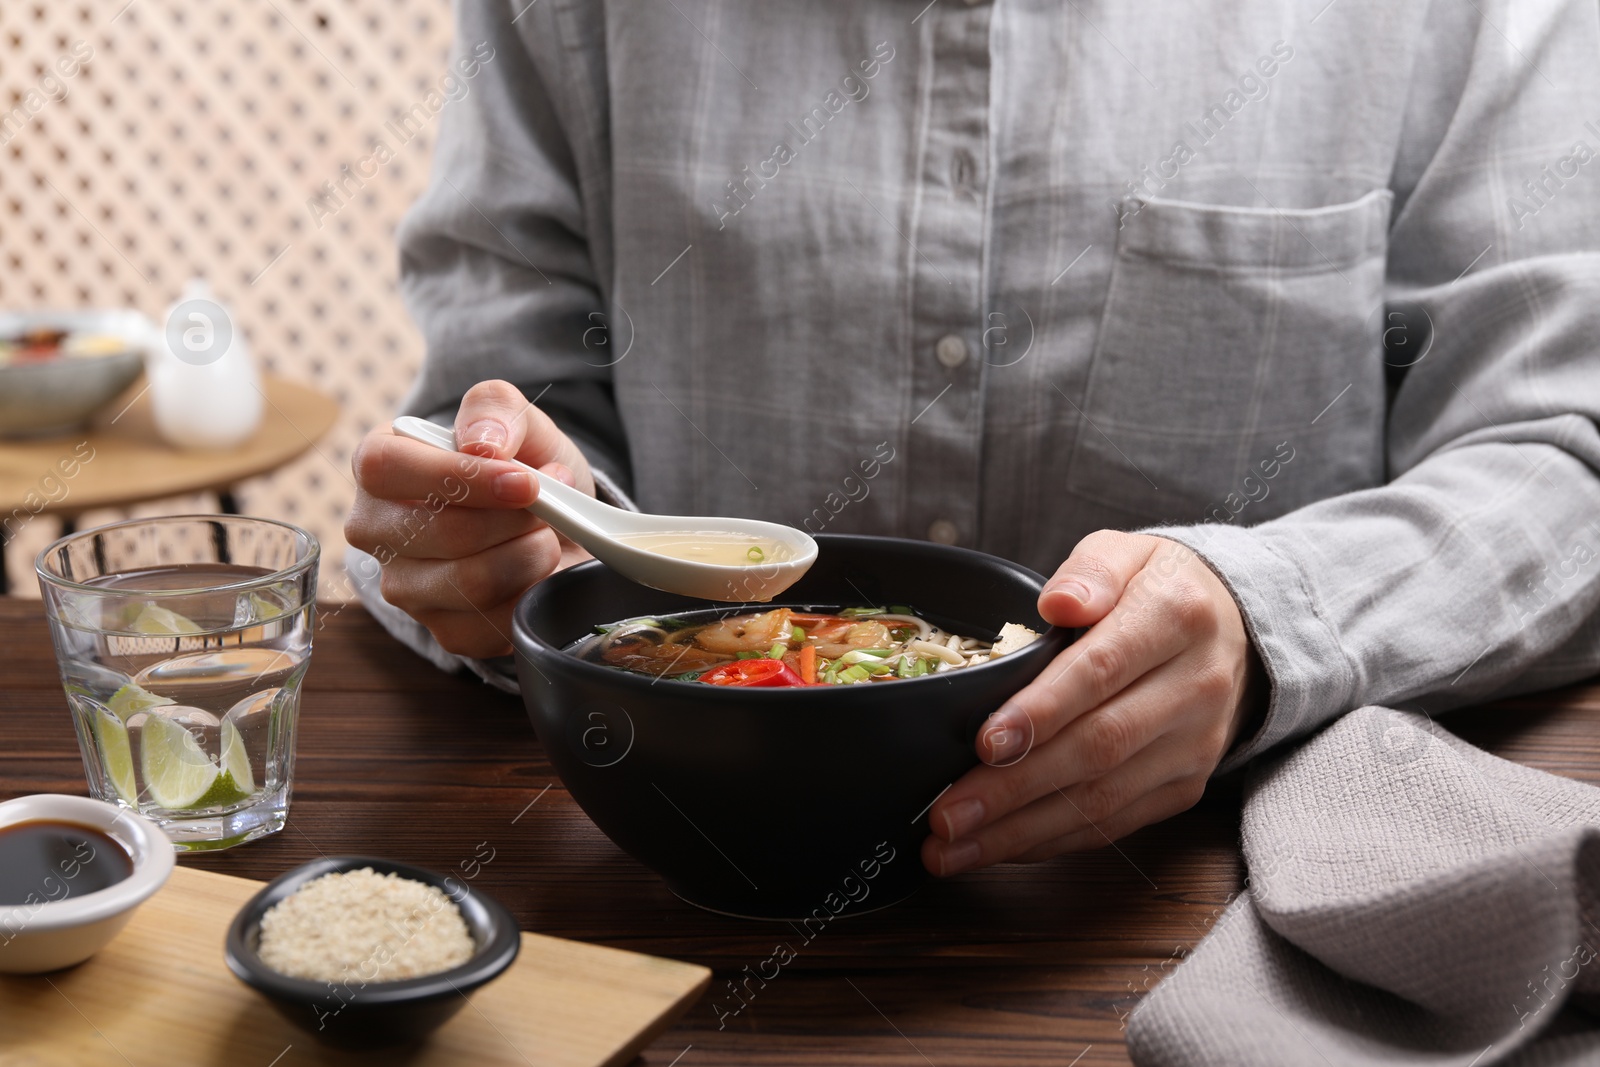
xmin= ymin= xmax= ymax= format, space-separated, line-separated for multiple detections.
xmin=838 ymin=664 xmax=873 ymax=683
xmin=747 ymin=546 xmax=765 ymax=562
xmin=837 ymin=649 xmax=893 ymax=665
xmin=673 ymin=669 xmax=705 ymax=682
xmin=839 ymin=606 xmax=886 ymax=618
xmin=767 ymin=642 xmax=787 ymax=660
xmin=735 ymin=651 xmax=764 ymax=660
xmin=888 ymin=605 xmax=915 ymax=616
xmin=790 ymin=625 xmax=805 ymax=641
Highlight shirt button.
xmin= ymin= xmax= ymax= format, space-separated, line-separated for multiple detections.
xmin=927 ymin=519 xmax=960 ymax=545
xmin=950 ymin=148 xmax=978 ymax=191
xmin=934 ymin=334 xmax=968 ymax=368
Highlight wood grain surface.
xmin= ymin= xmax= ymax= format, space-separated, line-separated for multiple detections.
xmin=0 ymin=865 xmax=710 ymax=1067
xmin=2 ymin=597 xmax=1596 ymax=1066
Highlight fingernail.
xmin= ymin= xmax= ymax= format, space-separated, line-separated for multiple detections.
xmin=983 ymin=723 xmax=1025 ymax=761
xmin=541 ymin=462 xmax=575 ymax=489
xmin=1048 ymin=580 xmax=1091 ymax=605
xmin=937 ymin=838 xmax=981 ymax=877
xmin=940 ymin=796 xmax=985 ymax=840
xmin=464 ymin=419 xmax=508 ymax=455
xmin=492 ymin=471 xmax=531 ymax=502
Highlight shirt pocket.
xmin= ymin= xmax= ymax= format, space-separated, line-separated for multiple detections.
xmin=1064 ymin=189 xmax=1393 ymax=525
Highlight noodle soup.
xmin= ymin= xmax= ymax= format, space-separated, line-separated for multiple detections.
xmin=568 ymin=605 xmax=1040 ymax=687
xmin=614 ymin=531 xmax=792 ymax=566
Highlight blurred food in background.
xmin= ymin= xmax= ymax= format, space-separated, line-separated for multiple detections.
xmin=0 ymin=309 xmax=150 ymax=438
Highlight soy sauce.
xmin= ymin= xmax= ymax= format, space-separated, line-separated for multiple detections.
xmin=0 ymin=820 xmax=133 ymax=906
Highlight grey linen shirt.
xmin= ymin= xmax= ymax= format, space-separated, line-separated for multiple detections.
xmin=354 ymin=0 xmax=1600 ymax=769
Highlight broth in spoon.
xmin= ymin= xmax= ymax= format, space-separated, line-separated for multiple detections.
xmin=615 ymin=531 xmax=792 ymax=566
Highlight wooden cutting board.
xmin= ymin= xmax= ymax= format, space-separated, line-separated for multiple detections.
xmin=0 ymin=865 xmax=711 ymax=1067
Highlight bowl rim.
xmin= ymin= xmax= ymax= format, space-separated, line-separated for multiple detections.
xmin=0 ymin=794 xmax=175 ymax=931
xmin=0 ymin=307 xmax=154 ymax=362
xmin=0 ymin=348 xmax=144 ymax=373
xmin=35 ymin=513 xmax=321 ymax=598
xmin=224 ymin=855 xmax=521 ymax=1008
xmin=512 ymin=532 xmax=1070 ymax=700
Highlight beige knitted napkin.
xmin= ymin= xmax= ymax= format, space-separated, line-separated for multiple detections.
xmin=1129 ymin=706 xmax=1600 ymax=1066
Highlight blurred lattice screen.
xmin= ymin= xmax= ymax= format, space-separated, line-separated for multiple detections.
xmin=1 ymin=0 xmax=458 ymax=597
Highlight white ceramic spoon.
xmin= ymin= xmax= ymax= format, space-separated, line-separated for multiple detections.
xmin=392 ymin=416 xmax=817 ymax=603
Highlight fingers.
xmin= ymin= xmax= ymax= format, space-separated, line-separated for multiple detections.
xmin=346 ymin=383 xmax=600 ymax=658
xmin=455 ymin=379 xmax=536 ymax=459
xmin=352 ymin=431 xmax=542 ymax=509
xmin=934 ymin=653 xmax=1221 ymax=842
xmin=378 ymin=526 xmax=564 ymax=633
xmin=1038 ymin=529 xmax=1161 ymax=629
xmin=918 ymin=532 xmax=1255 ymax=878
xmin=454 ymin=380 xmax=591 ymax=484
xmin=922 ymin=740 xmax=1207 ymax=876
xmin=1005 ymin=778 xmax=1208 ymax=864
xmin=975 ymin=583 xmax=1191 ymax=768
xmin=347 ymin=497 xmax=545 ymax=561
xmin=977 ymin=536 xmax=1232 ymax=767
xmin=408 ymin=598 xmax=524 ymax=660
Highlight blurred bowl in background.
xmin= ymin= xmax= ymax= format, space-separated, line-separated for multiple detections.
xmin=0 ymin=309 xmax=152 ymax=438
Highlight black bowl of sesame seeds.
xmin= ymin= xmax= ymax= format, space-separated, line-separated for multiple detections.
xmin=224 ymin=855 xmax=520 ymax=1048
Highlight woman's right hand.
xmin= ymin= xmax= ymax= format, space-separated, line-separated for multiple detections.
xmin=345 ymin=380 xmax=597 ymax=658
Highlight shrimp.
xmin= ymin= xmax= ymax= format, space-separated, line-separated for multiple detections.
xmin=811 ymin=620 xmax=893 ymax=659
xmin=693 ymin=608 xmax=795 ymax=654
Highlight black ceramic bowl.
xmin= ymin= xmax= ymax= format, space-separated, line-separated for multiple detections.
xmin=224 ymin=856 xmax=521 ymax=1049
xmin=512 ymin=533 xmax=1073 ymax=920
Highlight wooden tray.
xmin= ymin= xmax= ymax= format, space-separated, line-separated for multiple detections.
xmin=0 ymin=865 xmax=711 ymax=1066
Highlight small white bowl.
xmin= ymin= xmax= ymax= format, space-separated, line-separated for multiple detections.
xmin=0 ymin=794 xmax=174 ymax=974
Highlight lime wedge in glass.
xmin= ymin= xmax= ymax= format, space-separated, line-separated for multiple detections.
xmin=140 ymin=714 xmax=222 ymax=808
xmin=219 ymin=719 xmax=256 ymax=795
xmin=92 ymin=705 xmax=138 ymax=803
xmin=192 ymin=769 xmax=252 ymax=809
xmin=244 ymin=590 xmax=288 ymax=624
xmin=130 ymin=603 xmax=204 ymax=636
xmin=107 ymin=683 xmax=175 ymax=723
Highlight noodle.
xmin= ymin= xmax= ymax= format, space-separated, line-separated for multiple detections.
xmin=570 ymin=606 xmax=1040 ymax=686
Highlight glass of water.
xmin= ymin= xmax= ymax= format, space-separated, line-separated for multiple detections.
xmin=36 ymin=516 xmax=318 ymax=851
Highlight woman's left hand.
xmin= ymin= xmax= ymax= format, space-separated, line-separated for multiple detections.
xmin=922 ymin=531 xmax=1265 ymax=876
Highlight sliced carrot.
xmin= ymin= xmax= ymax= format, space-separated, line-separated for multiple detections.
xmin=799 ymin=643 xmax=817 ymax=684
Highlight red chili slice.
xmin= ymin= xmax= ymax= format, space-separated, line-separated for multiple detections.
xmin=700 ymin=659 xmax=807 ymax=687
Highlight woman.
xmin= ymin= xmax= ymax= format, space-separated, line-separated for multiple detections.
xmin=346 ymin=0 xmax=1600 ymax=879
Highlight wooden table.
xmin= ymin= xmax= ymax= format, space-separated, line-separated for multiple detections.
xmin=3 ymin=597 xmax=1596 ymax=1065
xmin=0 ymin=375 xmax=338 ymax=593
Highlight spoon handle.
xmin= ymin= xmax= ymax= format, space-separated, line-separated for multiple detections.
xmin=390 ymin=415 xmax=607 ymax=549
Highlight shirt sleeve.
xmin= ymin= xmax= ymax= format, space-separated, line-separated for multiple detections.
xmin=1147 ymin=0 xmax=1600 ymax=773
xmin=351 ymin=0 xmax=630 ymax=688
xmin=395 ymin=0 xmax=631 ymax=493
